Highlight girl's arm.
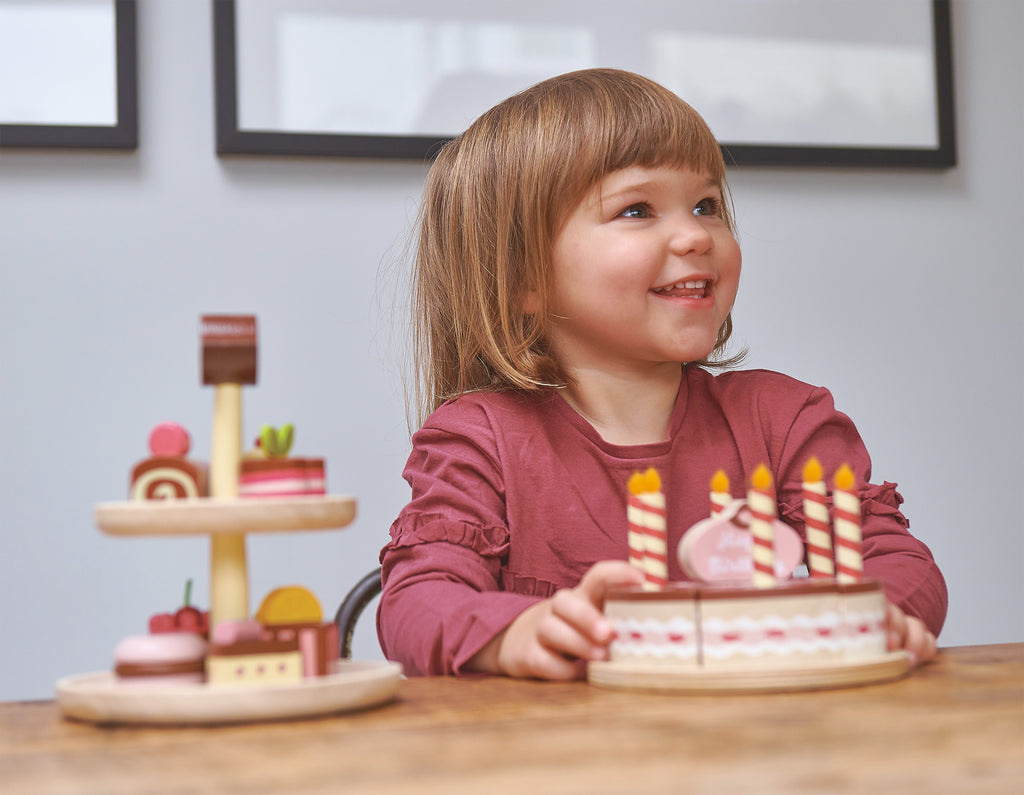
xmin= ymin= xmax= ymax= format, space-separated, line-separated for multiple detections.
xmin=378 ymin=535 xmax=540 ymax=676
xmin=378 ymin=408 xmax=547 ymax=676
xmin=776 ymin=384 xmax=948 ymax=638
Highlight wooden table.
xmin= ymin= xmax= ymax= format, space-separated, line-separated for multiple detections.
xmin=3 ymin=644 xmax=1022 ymax=794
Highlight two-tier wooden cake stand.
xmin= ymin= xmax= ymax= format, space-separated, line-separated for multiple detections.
xmin=56 ymin=316 xmax=400 ymax=725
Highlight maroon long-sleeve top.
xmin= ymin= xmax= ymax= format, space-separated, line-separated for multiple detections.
xmin=378 ymin=366 xmax=947 ymax=675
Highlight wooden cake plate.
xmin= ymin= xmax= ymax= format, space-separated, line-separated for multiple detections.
xmin=94 ymin=495 xmax=357 ymax=536
xmin=588 ymin=651 xmax=910 ymax=694
xmin=56 ymin=660 xmax=403 ymax=726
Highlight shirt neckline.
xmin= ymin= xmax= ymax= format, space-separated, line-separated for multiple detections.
xmin=546 ymin=367 xmax=693 ymax=460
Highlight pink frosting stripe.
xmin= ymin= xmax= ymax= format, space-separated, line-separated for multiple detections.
xmin=618 ymin=617 xmax=886 ymax=649
xmin=703 ymin=625 xmax=838 ymax=645
xmin=299 ymin=629 xmax=317 ymax=678
xmin=240 ymin=469 xmax=306 ymax=484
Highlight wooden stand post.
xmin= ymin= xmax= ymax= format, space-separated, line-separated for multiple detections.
xmin=201 ymin=315 xmax=259 ymax=629
xmin=209 ymin=383 xmax=247 ymax=626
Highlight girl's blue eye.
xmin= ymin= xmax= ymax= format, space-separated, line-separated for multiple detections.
xmin=694 ymin=198 xmax=721 ymax=217
xmin=620 ymin=202 xmax=652 ymax=219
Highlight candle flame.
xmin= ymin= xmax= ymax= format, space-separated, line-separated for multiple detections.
xmin=711 ymin=469 xmax=729 ymax=493
xmin=751 ymin=463 xmax=772 ymax=492
xmin=803 ymin=457 xmax=823 ymax=482
xmin=628 ymin=467 xmax=662 ymax=495
xmin=834 ymin=463 xmax=855 ymax=491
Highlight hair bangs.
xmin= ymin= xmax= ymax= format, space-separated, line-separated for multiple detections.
xmin=605 ymin=99 xmax=726 ymax=183
xmin=536 ymin=70 xmax=730 ymax=233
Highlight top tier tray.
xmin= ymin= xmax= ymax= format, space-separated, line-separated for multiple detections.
xmin=95 ymin=495 xmax=357 ymax=537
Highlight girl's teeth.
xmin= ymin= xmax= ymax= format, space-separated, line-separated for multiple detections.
xmin=656 ymin=280 xmax=707 ymax=293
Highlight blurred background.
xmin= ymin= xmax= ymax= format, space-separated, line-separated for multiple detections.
xmin=2 ymin=1 xmax=1021 ymax=699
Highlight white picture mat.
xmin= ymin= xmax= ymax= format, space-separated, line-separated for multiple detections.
xmin=0 ymin=0 xmax=117 ymax=126
xmin=234 ymin=0 xmax=939 ymax=148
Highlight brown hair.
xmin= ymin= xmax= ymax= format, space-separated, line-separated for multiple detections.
xmin=412 ymin=68 xmax=738 ymax=423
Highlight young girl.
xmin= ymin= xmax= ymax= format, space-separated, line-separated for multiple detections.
xmin=377 ymin=68 xmax=946 ymax=680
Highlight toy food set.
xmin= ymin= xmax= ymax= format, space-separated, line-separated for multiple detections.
xmin=55 ymin=315 xmax=401 ymax=725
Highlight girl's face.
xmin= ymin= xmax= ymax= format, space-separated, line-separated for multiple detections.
xmin=543 ymin=165 xmax=741 ymax=378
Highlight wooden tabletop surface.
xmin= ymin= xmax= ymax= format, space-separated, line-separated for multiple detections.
xmin=3 ymin=644 xmax=1022 ymax=794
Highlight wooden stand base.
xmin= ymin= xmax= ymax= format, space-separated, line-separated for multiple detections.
xmin=588 ymin=651 xmax=910 ymax=694
xmin=56 ymin=660 xmax=402 ymax=726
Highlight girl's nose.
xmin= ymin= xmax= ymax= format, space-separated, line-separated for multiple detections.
xmin=668 ymin=214 xmax=713 ymax=257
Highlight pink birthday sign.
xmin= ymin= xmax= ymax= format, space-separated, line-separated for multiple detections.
xmin=677 ymin=500 xmax=804 ymax=584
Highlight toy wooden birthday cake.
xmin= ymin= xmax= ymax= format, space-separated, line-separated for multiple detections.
xmin=55 ymin=316 xmax=401 ymax=725
xmin=588 ymin=463 xmax=908 ymax=692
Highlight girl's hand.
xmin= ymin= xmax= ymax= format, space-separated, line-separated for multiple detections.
xmin=886 ymin=601 xmax=938 ymax=667
xmin=469 ymin=561 xmax=644 ymax=680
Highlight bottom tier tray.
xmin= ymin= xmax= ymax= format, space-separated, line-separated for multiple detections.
xmin=588 ymin=651 xmax=910 ymax=694
xmin=56 ymin=660 xmax=402 ymax=726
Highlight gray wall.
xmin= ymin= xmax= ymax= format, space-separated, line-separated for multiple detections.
xmin=2 ymin=1 xmax=1021 ymax=700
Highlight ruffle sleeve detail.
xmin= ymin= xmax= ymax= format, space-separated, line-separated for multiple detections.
xmin=499 ymin=570 xmax=559 ymax=599
xmin=383 ymin=513 xmax=511 ymax=560
xmin=860 ymin=481 xmax=909 ymax=529
xmin=779 ymin=481 xmax=909 ymax=531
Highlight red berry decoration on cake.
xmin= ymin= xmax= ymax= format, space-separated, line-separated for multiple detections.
xmin=148 ymin=579 xmax=210 ymax=638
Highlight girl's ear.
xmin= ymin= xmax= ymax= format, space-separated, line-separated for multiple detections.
xmin=521 ymin=289 xmax=541 ymax=315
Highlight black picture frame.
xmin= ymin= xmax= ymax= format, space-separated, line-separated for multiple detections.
xmin=213 ymin=0 xmax=955 ymax=168
xmin=0 ymin=0 xmax=138 ymax=150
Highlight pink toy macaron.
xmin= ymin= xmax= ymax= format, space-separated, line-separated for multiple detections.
xmin=113 ymin=632 xmax=208 ymax=685
xmin=148 ymin=421 xmax=192 ymax=458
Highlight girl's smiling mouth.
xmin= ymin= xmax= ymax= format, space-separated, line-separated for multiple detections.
xmin=651 ymin=279 xmax=711 ymax=298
